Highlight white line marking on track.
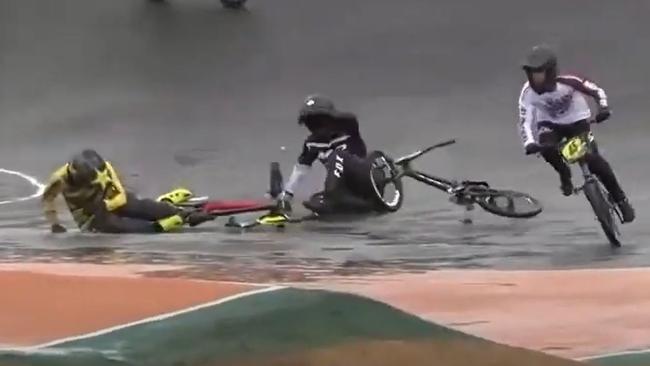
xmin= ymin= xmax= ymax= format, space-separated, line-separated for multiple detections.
xmin=577 ymin=347 xmax=650 ymax=361
xmin=0 ymin=285 xmax=285 ymax=353
xmin=0 ymin=168 xmax=46 ymax=205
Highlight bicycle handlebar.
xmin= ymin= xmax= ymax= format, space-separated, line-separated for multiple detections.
xmin=393 ymin=139 xmax=457 ymax=165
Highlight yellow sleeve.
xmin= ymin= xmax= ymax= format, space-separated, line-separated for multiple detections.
xmin=41 ymin=164 xmax=69 ymax=226
xmin=104 ymin=162 xmax=127 ymax=211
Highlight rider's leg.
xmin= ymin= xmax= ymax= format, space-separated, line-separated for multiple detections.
xmin=565 ymin=121 xmax=635 ymax=223
xmin=538 ymin=124 xmax=573 ymax=196
xmin=303 ymin=191 xmax=334 ymax=215
xmin=319 ymin=150 xmax=376 ymax=213
xmin=116 ymin=193 xmax=179 ymax=221
xmin=584 ymin=143 xmax=635 ymax=222
xmin=116 ymin=193 xmax=213 ymax=228
xmin=89 ymin=204 xmax=184 ymax=233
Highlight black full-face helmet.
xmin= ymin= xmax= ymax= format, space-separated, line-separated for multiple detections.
xmin=298 ymin=94 xmax=339 ymax=134
xmin=67 ymin=149 xmax=107 ymax=186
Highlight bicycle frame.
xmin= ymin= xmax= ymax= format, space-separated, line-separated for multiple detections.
xmin=558 ymin=133 xmax=623 ymax=245
xmin=400 ymin=166 xmax=457 ymax=193
xmin=576 ymin=161 xmax=599 ymax=188
xmin=386 ymin=139 xmax=468 ymax=195
xmin=574 ymin=159 xmax=622 ymax=221
xmin=372 ymin=139 xmax=543 ymax=219
xmin=558 ymin=132 xmax=601 ymax=188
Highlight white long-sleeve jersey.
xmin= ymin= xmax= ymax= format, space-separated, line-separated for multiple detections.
xmin=518 ymin=75 xmax=608 ymax=147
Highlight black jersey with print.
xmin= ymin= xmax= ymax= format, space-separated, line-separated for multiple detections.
xmin=297 ymin=112 xmax=367 ymax=166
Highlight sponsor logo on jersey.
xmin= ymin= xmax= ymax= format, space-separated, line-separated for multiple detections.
xmin=543 ymin=93 xmax=573 ymax=118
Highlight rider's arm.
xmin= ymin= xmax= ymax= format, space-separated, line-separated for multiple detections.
xmin=284 ymin=164 xmax=311 ymax=196
xmin=557 ymin=75 xmax=608 ymax=108
xmin=41 ymin=164 xmax=69 ymax=226
xmin=103 ymin=162 xmax=128 ymax=211
xmin=518 ymin=84 xmax=537 ymax=148
xmin=283 ymin=142 xmax=318 ymax=196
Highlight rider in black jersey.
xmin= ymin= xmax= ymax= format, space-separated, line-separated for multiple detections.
xmin=275 ymin=94 xmax=385 ymax=215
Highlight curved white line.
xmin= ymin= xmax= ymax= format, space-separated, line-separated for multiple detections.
xmin=0 ymin=168 xmax=46 ymax=205
xmin=0 ymin=285 xmax=285 ymax=352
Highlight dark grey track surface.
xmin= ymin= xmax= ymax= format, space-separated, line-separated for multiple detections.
xmin=1 ymin=0 xmax=649 ymax=280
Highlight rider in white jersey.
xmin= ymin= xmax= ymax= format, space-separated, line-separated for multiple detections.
xmin=517 ymin=44 xmax=635 ymax=223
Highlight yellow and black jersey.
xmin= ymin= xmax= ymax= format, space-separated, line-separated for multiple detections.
xmin=42 ymin=161 xmax=127 ymax=228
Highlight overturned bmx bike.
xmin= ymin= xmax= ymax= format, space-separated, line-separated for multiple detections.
xmin=368 ymin=139 xmax=544 ymax=219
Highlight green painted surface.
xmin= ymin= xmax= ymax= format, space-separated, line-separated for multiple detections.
xmin=589 ymin=352 xmax=650 ymax=366
xmin=0 ymin=287 xmax=599 ymax=366
xmin=0 ymin=288 xmax=478 ymax=366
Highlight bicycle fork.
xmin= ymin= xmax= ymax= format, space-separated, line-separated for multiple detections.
xmin=572 ymin=162 xmax=594 ymax=195
xmin=574 ymin=161 xmax=624 ymax=222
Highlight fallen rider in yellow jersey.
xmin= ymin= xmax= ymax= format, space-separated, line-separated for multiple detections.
xmin=42 ymin=149 xmax=212 ymax=233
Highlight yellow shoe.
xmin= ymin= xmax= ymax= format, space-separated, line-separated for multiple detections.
xmin=156 ymin=187 xmax=194 ymax=205
xmin=156 ymin=214 xmax=185 ymax=232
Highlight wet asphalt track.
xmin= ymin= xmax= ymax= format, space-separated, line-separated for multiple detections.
xmin=0 ymin=0 xmax=649 ymax=280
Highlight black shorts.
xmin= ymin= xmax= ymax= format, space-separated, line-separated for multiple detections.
xmin=307 ymin=150 xmax=386 ymax=214
xmin=537 ymin=120 xmax=592 ymax=148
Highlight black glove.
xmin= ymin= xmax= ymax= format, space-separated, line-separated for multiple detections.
xmin=595 ymin=106 xmax=611 ymax=123
xmin=184 ymin=211 xmax=214 ymax=227
xmin=524 ymin=143 xmax=542 ymax=155
xmin=51 ymin=224 xmax=67 ymax=233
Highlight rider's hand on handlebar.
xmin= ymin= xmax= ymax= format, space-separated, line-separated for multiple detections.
xmin=594 ymin=106 xmax=611 ymax=123
xmin=524 ymin=143 xmax=542 ymax=155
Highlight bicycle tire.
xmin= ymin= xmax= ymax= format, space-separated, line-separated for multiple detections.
xmin=369 ymin=151 xmax=404 ymax=213
xmin=463 ymin=186 xmax=543 ymax=218
xmin=582 ymin=180 xmax=621 ymax=247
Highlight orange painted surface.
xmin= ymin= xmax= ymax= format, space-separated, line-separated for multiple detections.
xmin=0 ymin=270 xmax=257 ymax=346
xmin=316 ymin=268 xmax=650 ymax=359
xmin=0 ymin=263 xmax=188 ymax=278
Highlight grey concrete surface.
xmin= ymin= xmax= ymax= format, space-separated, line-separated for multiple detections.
xmin=0 ymin=0 xmax=649 ymax=276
